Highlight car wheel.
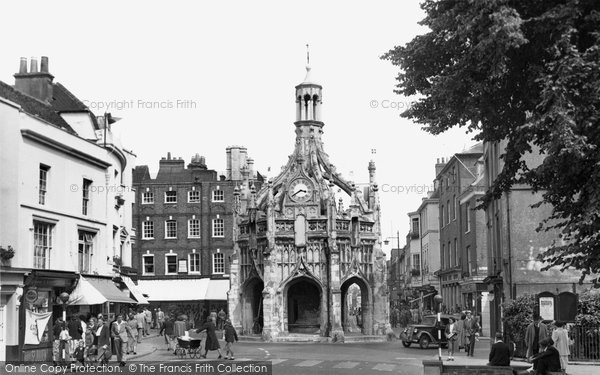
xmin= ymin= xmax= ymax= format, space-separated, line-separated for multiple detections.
xmin=419 ymin=335 xmax=431 ymax=349
xmin=402 ymin=341 xmax=411 ymax=348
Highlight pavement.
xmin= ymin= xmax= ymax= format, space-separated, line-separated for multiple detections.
xmin=121 ymin=329 xmax=599 ymax=375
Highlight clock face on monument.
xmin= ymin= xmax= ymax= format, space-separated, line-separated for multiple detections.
xmin=289 ymin=178 xmax=313 ymax=203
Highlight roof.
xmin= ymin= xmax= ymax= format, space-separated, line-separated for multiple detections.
xmin=459 ymin=142 xmax=484 ymax=155
xmin=0 ymin=80 xmax=75 ymax=133
xmin=51 ymin=82 xmax=88 ymax=112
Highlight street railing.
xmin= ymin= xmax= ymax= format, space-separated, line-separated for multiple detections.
xmin=569 ymin=325 xmax=600 ymax=361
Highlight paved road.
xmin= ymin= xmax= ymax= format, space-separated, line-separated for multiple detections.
xmin=133 ymin=335 xmax=491 ymax=375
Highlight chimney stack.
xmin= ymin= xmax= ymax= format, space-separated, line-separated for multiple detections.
xmin=30 ymin=57 xmax=38 ymax=73
xmin=19 ymin=57 xmax=27 ymax=73
xmin=14 ymin=56 xmax=54 ymax=103
xmin=40 ymin=56 xmax=49 ymax=73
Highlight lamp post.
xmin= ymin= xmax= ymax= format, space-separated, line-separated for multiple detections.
xmin=58 ymin=292 xmax=70 ymax=361
xmin=383 ymin=230 xmax=400 ymax=249
xmin=433 ymin=294 xmax=443 ymax=361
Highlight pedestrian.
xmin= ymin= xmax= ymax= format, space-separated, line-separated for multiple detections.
xmin=95 ymin=318 xmax=111 ymax=364
xmin=144 ymin=308 xmax=152 ymax=335
xmin=525 ymin=314 xmax=548 ymax=358
xmin=196 ymin=316 xmax=223 ymax=359
xmin=455 ymin=314 xmax=466 ymax=351
xmin=445 ymin=317 xmax=458 ymax=361
xmin=530 ymin=338 xmax=561 ymax=375
xmin=52 ymin=318 xmax=65 ymax=364
xmin=58 ymin=325 xmax=71 ymax=362
xmin=163 ymin=314 xmax=175 ymax=351
xmin=72 ymin=340 xmax=85 ymax=365
xmin=487 ymin=332 xmax=510 ymax=367
xmin=83 ymin=325 xmax=95 ymax=362
xmin=68 ymin=315 xmax=83 ymax=355
xmin=135 ymin=309 xmax=145 ymax=341
xmin=217 ymin=308 xmax=227 ymax=330
xmin=551 ymin=321 xmax=570 ymax=372
xmin=126 ymin=313 xmax=138 ymax=355
xmin=223 ymin=319 xmax=238 ymax=360
xmin=157 ymin=308 xmax=165 ymax=335
xmin=464 ymin=311 xmax=480 ymax=356
xmin=111 ymin=314 xmax=128 ymax=366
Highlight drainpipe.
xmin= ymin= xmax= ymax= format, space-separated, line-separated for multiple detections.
xmin=505 ymin=191 xmax=513 ymax=300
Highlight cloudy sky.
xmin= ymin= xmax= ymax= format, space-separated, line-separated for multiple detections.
xmin=1 ymin=0 xmax=475 ymax=255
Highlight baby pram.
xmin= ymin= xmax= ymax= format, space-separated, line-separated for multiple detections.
xmin=175 ymin=336 xmax=202 ymax=358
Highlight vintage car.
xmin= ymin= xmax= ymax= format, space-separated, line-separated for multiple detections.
xmin=400 ymin=314 xmax=458 ymax=349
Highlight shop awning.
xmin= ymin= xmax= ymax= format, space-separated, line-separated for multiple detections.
xmin=68 ymin=275 xmax=136 ymax=305
xmin=121 ymin=276 xmax=149 ymax=304
xmin=204 ymin=279 xmax=230 ymax=300
xmin=138 ymin=278 xmax=229 ymax=301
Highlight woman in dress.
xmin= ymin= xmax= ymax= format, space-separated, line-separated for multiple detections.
xmin=195 ymin=316 xmax=223 ymax=359
xmin=551 ymin=321 xmax=570 ymax=372
xmin=445 ymin=317 xmax=458 ymax=361
xmin=126 ymin=313 xmax=138 ymax=355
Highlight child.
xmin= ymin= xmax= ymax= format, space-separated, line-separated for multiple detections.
xmin=59 ymin=326 xmax=71 ymax=362
xmin=73 ymin=340 xmax=85 ymax=365
xmin=223 ymin=319 xmax=238 ymax=360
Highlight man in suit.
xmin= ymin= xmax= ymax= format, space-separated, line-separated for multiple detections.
xmin=95 ymin=318 xmax=111 ymax=364
xmin=464 ymin=311 xmax=480 ymax=356
xmin=530 ymin=337 xmax=562 ymax=375
xmin=525 ymin=314 xmax=549 ymax=358
xmin=111 ymin=314 xmax=128 ymax=366
xmin=488 ymin=332 xmax=511 ymax=366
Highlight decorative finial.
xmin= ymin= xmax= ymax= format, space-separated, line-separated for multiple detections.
xmin=306 ymin=43 xmax=310 ymax=66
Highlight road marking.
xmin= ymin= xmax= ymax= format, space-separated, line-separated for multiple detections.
xmin=294 ymin=360 xmax=323 ymax=367
xmin=333 ymin=361 xmax=360 ymax=369
xmin=395 ymin=357 xmax=417 ymax=360
xmin=372 ymin=363 xmax=396 ymax=371
xmin=269 ymin=359 xmax=288 ymax=365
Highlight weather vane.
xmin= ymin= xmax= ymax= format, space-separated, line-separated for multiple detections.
xmin=306 ymin=43 xmax=310 ymax=65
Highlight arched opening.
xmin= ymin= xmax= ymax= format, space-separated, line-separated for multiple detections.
xmin=242 ymin=278 xmax=263 ymax=335
xmin=341 ymin=277 xmax=370 ymax=335
xmin=286 ymin=277 xmax=321 ymax=334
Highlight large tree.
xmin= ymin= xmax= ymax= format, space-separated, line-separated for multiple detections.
xmin=382 ymin=0 xmax=600 ymax=285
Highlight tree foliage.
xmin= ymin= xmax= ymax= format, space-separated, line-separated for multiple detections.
xmin=576 ymin=292 xmax=600 ymax=325
xmin=502 ymin=294 xmax=537 ymax=353
xmin=382 ymin=0 xmax=600 ymax=285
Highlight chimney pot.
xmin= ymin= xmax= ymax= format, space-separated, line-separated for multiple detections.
xmin=19 ymin=57 xmax=27 ymax=73
xmin=40 ymin=56 xmax=49 ymax=73
xmin=437 ymin=158 xmax=440 ymax=164
xmin=167 ymin=152 xmax=172 ymax=160
xmin=30 ymin=57 xmax=38 ymax=73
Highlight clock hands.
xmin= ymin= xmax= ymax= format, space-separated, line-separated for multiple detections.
xmin=292 ymin=189 xmax=307 ymax=197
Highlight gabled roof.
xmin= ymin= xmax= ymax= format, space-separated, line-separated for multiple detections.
xmin=0 ymin=80 xmax=75 ymax=133
xmin=51 ymin=82 xmax=88 ymax=112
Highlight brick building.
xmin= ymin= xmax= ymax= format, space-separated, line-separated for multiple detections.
xmin=436 ymin=143 xmax=486 ymax=319
xmin=483 ymin=141 xmax=585 ymax=337
xmin=132 ymin=149 xmax=262 ymax=326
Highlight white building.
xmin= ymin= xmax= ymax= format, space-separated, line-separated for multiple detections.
xmin=0 ymin=57 xmax=141 ymax=362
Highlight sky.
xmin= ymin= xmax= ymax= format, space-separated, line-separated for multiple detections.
xmin=0 ymin=0 xmax=476 ymax=256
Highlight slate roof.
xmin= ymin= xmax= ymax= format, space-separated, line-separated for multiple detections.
xmin=51 ymin=82 xmax=88 ymax=112
xmin=0 ymin=80 xmax=75 ymax=133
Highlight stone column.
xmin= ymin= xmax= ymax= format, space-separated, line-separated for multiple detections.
xmin=329 ymin=251 xmax=344 ymax=342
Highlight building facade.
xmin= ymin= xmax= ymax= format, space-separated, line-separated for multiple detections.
xmin=228 ymin=65 xmax=389 ymax=341
xmin=483 ymin=141 xmax=586 ymax=337
xmin=415 ymin=190 xmax=440 ymax=312
xmin=132 ymin=150 xmax=262 ymax=326
xmin=0 ymin=57 xmax=139 ymax=361
xmin=436 ymin=144 xmax=487 ymax=319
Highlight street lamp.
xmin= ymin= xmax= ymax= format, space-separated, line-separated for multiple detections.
xmin=383 ymin=231 xmax=400 ymax=249
xmin=433 ymin=294 xmax=443 ymax=361
xmin=58 ymin=292 xmax=70 ymax=362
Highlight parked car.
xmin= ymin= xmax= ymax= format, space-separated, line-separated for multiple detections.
xmin=400 ymin=314 xmax=457 ymax=349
